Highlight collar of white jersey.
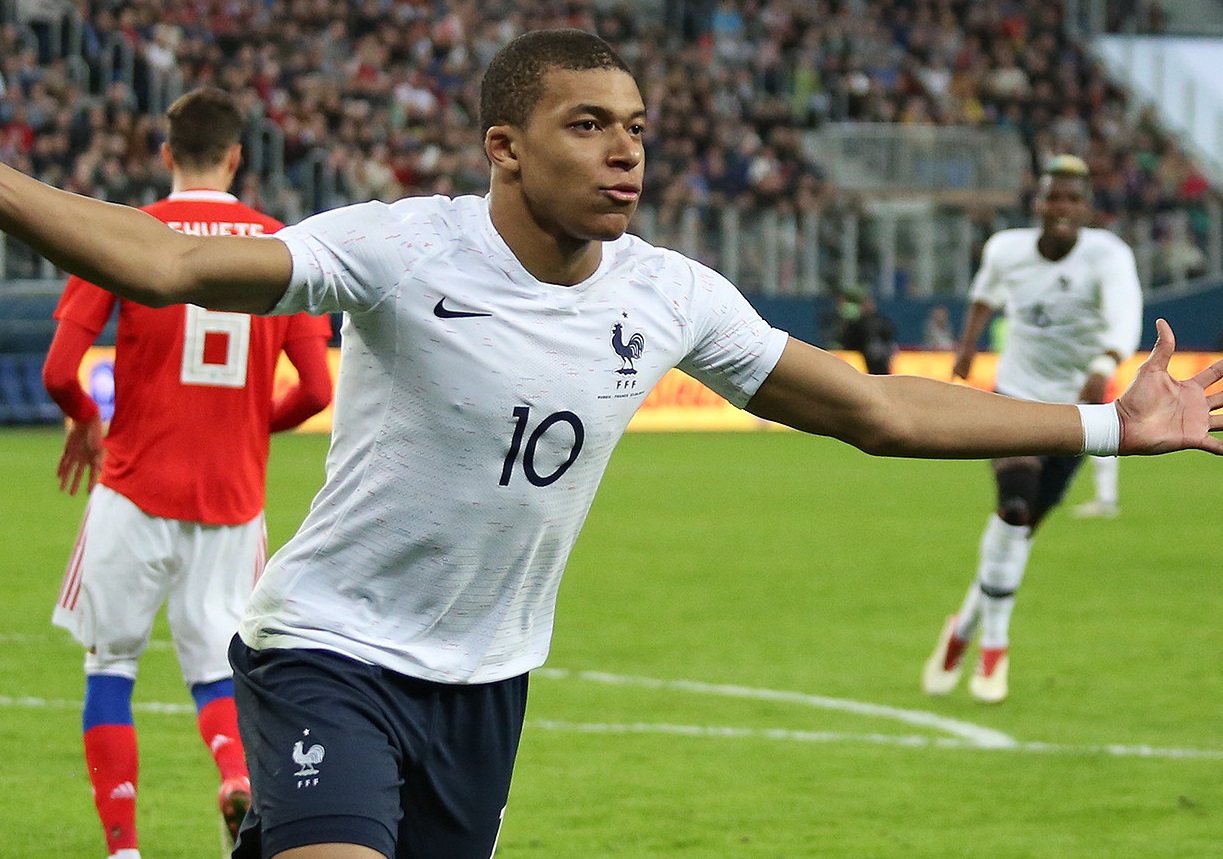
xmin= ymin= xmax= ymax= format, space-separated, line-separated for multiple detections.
xmin=166 ymin=190 xmax=240 ymax=203
xmin=478 ymin=194 xmax=618 ymax=291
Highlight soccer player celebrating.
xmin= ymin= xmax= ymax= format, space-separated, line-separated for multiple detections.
xmin=40 ymin=88 xmax=332 ymax=858
xmin=1 ymin=31 xmax=1220 ymax=859
xmin=921 ymin=154 xmax=1143 ymax=703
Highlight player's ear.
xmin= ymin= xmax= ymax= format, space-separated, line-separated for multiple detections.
xmin=225 ymin=143 xmax=242 ymax=175
xmin=159 ymin=142 xmax=175 ymax=173
xmin=485 ymin=126 xmax=520 ymax=175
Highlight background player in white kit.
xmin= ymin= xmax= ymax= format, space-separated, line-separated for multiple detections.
xmin=921 ymin=155 xmax=1143 ymax=704
xmin=2 ymin=31 xmax=1221 ymax=859
xmin=40 ymin=88 xmax=332 ymax=858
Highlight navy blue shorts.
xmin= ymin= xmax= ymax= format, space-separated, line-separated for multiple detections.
xmin=1035 ymin=452 xmax=1084 ymax=512
xmin=229 ymin=636 xmax=528 ymax=859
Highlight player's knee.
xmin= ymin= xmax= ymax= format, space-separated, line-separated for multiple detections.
xmin=997 ymin=498 xmax=1029 ymax=527
xmin=84 ymin=650 xmax=140 ymax=679
xmin=996 ymin=467 xmax=1039 ymax=527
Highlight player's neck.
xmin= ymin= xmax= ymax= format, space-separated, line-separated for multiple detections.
xmin=489 ymin=188 xmax=602 ymax=286
xmin=170 ymin=169 xmax=235 ymax=196
xmin=1037 ymin=232 xmax=1077 ymax=262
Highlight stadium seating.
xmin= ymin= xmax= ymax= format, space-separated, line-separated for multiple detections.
xmin=0 ymin=352 xmax=60 ymax=424
xmin=0 ymin=0 xmax=1218 ymax=344
xmin=0 ymin=1 xmax=1209 ymax=233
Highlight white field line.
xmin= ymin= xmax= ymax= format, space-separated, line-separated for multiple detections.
xmin=536 ymin=668 xmax=1016 ymax=748
xmin=0 ymin=695 xmax=195 ymax=714
xmin=4 ymin=663 xmax=1221 ymax=761
xmin=528 ymin=719 xmax=1223 ymax=760
xmin=0 ymin=632 xmax=172 ymax=650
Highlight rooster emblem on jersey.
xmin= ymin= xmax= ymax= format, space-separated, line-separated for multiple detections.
xmin=611 ymin=321 xmax=645 ymax=375
xmin=292 ymin=739 xmax=325 ymax=776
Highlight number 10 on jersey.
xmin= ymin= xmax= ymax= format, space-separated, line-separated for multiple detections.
xmin=499 ymin=406 xmax=585 ymax=487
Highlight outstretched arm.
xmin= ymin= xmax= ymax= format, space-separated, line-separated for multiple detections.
xmin=0 ymin=164 xmax=291 ymax=313
xmin=746 ymin=320 xmax=1223 ymax=458
xmin=747 ymin=337 xmax=1080 ymax=457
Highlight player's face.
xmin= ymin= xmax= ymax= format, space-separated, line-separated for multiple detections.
xmin=1035 ymin=175 xmax=1091 ymax=243
xmin=515 ymin=68 xmax=646 ymax=244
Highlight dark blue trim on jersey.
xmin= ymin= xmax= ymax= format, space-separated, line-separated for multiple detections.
xmin=82 ymin=673 xmax=135 ymax=730
xmin=190 ymin=678 xmax=235 ymax=712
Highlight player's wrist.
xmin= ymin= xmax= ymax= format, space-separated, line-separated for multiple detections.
xmin=69 ymin=400 xmax=101 ymax=426
xmin=1077 ymin=402 xmax=1120 ymax=455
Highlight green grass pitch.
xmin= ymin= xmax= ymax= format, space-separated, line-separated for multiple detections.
xmin=1 ymin=427 xmax=1219 ymax=857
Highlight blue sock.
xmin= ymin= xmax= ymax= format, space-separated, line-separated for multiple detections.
xmin=189 ymin=678 xmax=234 ymax=713
xmin=83 ymin=674 xmax=135 ymax=731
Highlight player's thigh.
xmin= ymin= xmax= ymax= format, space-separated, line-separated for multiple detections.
xmin=54 ymin=486 xmax=176 ymax=668
xmin=395 ymin=673 xmax=528 ymax=859
xmin=165 ymin=514 xmax=264 ymax=685
xmin=271 ymin=846 xmax=384 ymax=859
xmin=230 ymin=639 xmax=405 ymax=859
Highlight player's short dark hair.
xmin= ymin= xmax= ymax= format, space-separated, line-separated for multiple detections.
xmin=479 ymin=29 xmax=631 ymax=133
xmin=165 ymin=87 xmax=244 ymax=170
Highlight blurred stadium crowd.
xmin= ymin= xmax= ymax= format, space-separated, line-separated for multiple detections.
xmin=0 ymin=0 xmax=1211 ymax=283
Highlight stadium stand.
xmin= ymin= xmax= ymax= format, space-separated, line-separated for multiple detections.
xmin=0 ymin=351 xmax=60 ymax=423
xmin=0 ymin=280 xmax=80 ymax=423
xmin=0 ymin=2 xmax=1213 ymax=231
xmin=1 ymin=0 xmax=1222 ymax=407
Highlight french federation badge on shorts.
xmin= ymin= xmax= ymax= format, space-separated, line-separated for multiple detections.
xmin=292 ymin=728 xmax=325 ymax=788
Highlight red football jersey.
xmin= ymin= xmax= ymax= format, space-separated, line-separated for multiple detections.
xmin=53 ymin=190 xmax=332 ymax=525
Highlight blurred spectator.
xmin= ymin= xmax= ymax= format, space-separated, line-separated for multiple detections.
xmin=0 ymin=0 xmax=1215 ymax=293
xmin=922 ymin=304 xmax=957 ymax=350
xmin=840 ymin=295 xmax=898 ymax=375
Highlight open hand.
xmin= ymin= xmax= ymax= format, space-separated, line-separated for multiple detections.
xmin=1116 ymin=319 xmax=1223 ymax=455
xmin=57 ymin=414 xmax=105 ymax=495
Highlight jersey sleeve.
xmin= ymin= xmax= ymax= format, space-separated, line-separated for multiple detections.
xmin=674 ymin=260 xmax=789 ymax=407
xmin=53 ymin=275 xmax=118 ymax=334
xmin=968 ymin=234 xmax=1007 ymax=310
xmin=284 ymin=310 xmax=334 ymax=343
xmin=270 ymin=200 xmax=414 ymax=316
xmin=42 ymin=318 xmax=100 ymax=423
xmin=1096 ymin=237 xmax=1143 ymax=360
xmin=270 ymin=333 xmax=333 ymax=432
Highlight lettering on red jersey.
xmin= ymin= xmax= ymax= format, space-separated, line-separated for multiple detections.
xmin=164 ymin=221 xmax=267 ymax=237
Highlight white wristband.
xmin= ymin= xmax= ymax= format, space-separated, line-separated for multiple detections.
xmin=1087 ymin=354 xmax=1119 ymax=378
xmin=1077 ymin=402 xmax=1121 ymax=455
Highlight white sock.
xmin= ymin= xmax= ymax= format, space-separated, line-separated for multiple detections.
xmin=109 ymin=850 xmax=141 ymax=859
xmin=974 ymin=514 xmax=1032 ymax=649
xmin=1091 ymin=455 xmax=1119 ymax=506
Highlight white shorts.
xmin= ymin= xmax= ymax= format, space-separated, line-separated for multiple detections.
xmin=53 ymin=484 xmax=267 ymax=686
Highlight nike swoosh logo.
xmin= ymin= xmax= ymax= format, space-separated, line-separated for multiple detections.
xmin=434 ymin=298 xmax=492 ymax=319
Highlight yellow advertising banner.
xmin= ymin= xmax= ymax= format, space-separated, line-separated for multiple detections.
xmin=75 ymin=346 xmax=341 ymax=435
xmin=77 ymin=347 xmax=1223 ymax=434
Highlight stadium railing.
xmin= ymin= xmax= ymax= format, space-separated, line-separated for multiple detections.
xmin=803 ymin=124 xmax=1029 ymax=201
xmin=4 ymin=189 xmax=1220 ymax=300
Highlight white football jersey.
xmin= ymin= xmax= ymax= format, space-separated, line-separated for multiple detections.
xmin=971 ymin=227 xmax=1142 ymax=403
xmin=241 ymin=194 xmax=788 ymax=683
